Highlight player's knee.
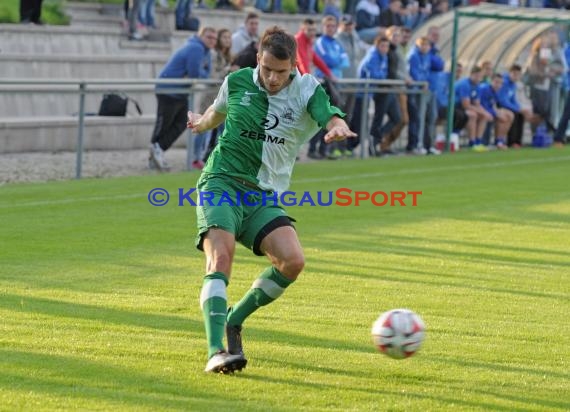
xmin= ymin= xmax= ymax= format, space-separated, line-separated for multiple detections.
xmin=278 ymin=253 xmax=305 ymax=280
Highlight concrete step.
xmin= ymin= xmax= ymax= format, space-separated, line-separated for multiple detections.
xmin=0 ymin=24 xmax=172 ymax=56
xmin=0 ymin=53 xmax=168 ymax=80
xmin=0 ymin=115 xmax=191 ymax=153
xmin=65 ymin=2 xmax=308 ymax=37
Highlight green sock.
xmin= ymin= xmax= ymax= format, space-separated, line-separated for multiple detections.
xmin=227 ymin=266 xmax=293 ymax=327
xmin=200 ymin=272 xmax=229 ymax=358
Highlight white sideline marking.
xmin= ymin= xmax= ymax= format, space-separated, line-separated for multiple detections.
xmin=1 ymin=155 xmax=569 ymax=209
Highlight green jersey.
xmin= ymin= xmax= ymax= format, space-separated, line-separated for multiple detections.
xmin=202 ymin=67 xmax=344 ymax=192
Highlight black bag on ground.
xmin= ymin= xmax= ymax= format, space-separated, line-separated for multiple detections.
xmin=99 ymin=93 xmax=143 ymax=116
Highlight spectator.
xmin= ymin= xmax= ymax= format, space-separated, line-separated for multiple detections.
xmin=498 ymin=64 xmax=540 ymax=148
xmin=314 ymin=15 xmax=350 ymax=78
xmin=436 ymin=62 xmax=463 ymax=122
xmin=295 ymin=19 xmax=334 ymax=78
xmin=424 ymin=25 xmax=445 ymax=154
xmin=312 ymin=15 xmax=350 ymax=159
xmin=230 ymin=41 xmax=259 ymax=71
xmin=355 ymin=0 xmax=382 ymax=44
xmin=323 ymin=0 xmax=342 ymax=20
xmin=435 ymin=62 xmax=465 ymax=141
xmin=358 ymin=35 xmax=390 ymax=156
xmin=379 ymin=0 xmax=404 ymax=28
xmin=524 ymin=36 xmax=560 ymax=132
xmin=199 ymin=29 xmax=233 ymax=166
xmin=20 ymin=0 xmax=43 ymax=24
xmin=553 ymin=91 xmax=570 ymax=146
xmin=336 ymin=14 xmax=369 ymax=156
xmin=298 ymin=0 xmax=319 ymax=13
xmin=139 ymin=0 xmax=154 ymax=29
xmin=406 ymin=36 xmax=432 ymax=154
xmin=377 ymin=26 xmax=406 ymax=156
xmin=149 ymin=27 xmax=217 ymax=170
xmin=480 ymin=60 xmax=493 ymax=83
xmin=231 ymin=13 xmax=260 ymax=56
xmin=125 ymin=0 xmax=144 ymax=40
xmin=399 ymin=26 xmax=412 ymax=58
xmin=454 ymin=65 xmax=494 ymax=151
xmin=479 ymin=73 xmax=515 ymax=149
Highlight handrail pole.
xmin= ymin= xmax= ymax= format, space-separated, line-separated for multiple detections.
xmin=76 ymin=82 xmax=87 ymax=179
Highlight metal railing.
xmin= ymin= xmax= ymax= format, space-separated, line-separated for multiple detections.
xmin=0 ymin=78 xmax=430 ymax=179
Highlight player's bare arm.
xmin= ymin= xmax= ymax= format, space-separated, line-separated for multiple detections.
xmin=323 ymin=115 xmax=358 ymax=143
xmin=187 ymin=106 xmax=226 ymax=134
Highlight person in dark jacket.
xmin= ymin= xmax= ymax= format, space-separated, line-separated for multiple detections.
xmin=149 ymin=28 xmax=217 ymax=170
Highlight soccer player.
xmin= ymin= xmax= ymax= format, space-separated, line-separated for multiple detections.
xmin=186 ymin=26 xmax=357 ymax=374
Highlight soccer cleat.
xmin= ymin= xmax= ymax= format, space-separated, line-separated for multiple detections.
xmin=204 ymin=350 xmax=247 ymax=374
xmin=226 ymin=323 xmax=245 ymax=357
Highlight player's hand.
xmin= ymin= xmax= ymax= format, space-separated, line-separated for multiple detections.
xmin=323 ymin=125 xmax=357 ymax=143
xmin=187 ymin=111 xmax=203 ymax=132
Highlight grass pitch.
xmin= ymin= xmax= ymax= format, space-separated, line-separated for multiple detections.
xmin=1 ymin=148 xmax=569 ymax=411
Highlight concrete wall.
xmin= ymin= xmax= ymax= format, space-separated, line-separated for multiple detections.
xmin=0 ymin=4 xmax=310 ymax=153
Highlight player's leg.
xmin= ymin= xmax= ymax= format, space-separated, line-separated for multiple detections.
xmin=201 ymin=228 xmax=235 ymax=358
xmin=196 ymin=177 xmax=247 ymax=373
xmin=227 ymin=209 xmax=300 ymax=356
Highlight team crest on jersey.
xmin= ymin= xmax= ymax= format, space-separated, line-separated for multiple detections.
xmin=240 ymin=93 xmax=251 ymax=106
xmin=281 ymin=107 xmax=296 ymax=124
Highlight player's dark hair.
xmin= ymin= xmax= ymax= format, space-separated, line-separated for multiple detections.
xmin=245 ymin=12 xmax=259 ymax=22
xmin=259 ymin=26 xmax=297 ymax=63
xmin=471 ymin=65 xmax=482 ymax=74
xmin=492 ymin=73 xmax=503 ymax=80
xmin=509 ymin=64 xmax=522 ymax=72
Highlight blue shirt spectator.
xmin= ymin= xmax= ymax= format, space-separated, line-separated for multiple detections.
xmin=407 ymin=44 xmax=431 ymax=84
xmin=498 ymin=71 xmax=521 ymax=113
xmin=454 ymin=77 xmax=479 ymax=108
xmin=157 ymin=34 xmax=212 ymax=98
xmin=478 ymin=82 xmax=498 ymax=118
xmin=314 ymin=32 xmax=350 ymax=78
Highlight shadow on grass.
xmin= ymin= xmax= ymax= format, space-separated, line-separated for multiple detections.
xmin=240 ymin=370 xmax=531 ymax=411
xmin=0 ymin=293 xmax=203 ymax=332
xmin=1 ymin=292 xmax=372 ymax=354
xmin=306 ymin=256 xmax=568 ymax=301
xmin=0 ymin=349 xmax=238 ymax=410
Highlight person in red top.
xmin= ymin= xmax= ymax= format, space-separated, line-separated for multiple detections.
xmin=294 ymin=18 xmax=335 ymax=79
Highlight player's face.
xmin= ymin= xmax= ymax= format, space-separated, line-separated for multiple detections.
xmin=257 ymin=51 xmax=295 ymax=95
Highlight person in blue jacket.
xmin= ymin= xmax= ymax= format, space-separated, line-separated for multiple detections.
xmin=406 ymin=36 xmax=432 ymax=154
xmin=149 ymin=28 xmax=217 ymax=170
xmin=498 ymin=64 xmax=541 ymax=148
xmin=314 ymin=15 xmax=350 ymax=79
xmin=478 ymin=73 xmax=514 ymax=149
xmin=454 ymin=65 xmax=493 ymax=151
xmin=357 ymin=35 xmax=390 ymax=155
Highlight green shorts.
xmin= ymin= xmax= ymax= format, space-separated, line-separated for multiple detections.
xmin=195 ymin=174 xmax=295 ymax=256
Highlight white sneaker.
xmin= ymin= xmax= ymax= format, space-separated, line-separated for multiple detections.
xmin=427 ymin=147 xmax=441 ymax=155
xmin=149 ymin=143 xmax=169 ymax=171
xmin=414 ymin=147 xmax=428 ymax=155
xmin=204 ymin=350 xmax=247 ymax=374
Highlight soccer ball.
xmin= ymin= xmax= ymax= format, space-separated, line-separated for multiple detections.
xmin=371 ymin=309 xmax=425 ymax=359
